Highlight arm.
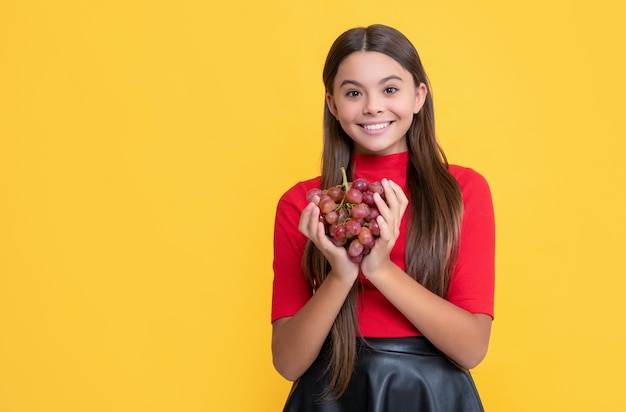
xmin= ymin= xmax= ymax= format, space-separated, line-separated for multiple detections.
xmin=272 ymin=273 xmax=353 ymax=381
xmin=272 ymin=201 xmax=359 ymax=381
xmin=362 ymin=176 xmax=494 ymax=369
xmin=364 ymin=264 xmax=492 ymax=369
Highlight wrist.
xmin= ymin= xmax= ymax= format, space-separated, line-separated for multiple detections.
xmin=361 ymin=258 xmax=396 ymax=282
xmin=326 ymin=267 xmax=359 ymax=289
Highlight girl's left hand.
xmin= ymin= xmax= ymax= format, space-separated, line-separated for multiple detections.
xmin=360 ymin=178 xmax=408 ymax=279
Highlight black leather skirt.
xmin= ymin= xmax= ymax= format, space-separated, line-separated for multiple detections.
xmin=282 ymin=337 xmax=484 ymax=412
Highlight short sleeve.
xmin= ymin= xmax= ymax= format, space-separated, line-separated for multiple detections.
xmin=271 ymin=179 xmax=320 ymax=323
xmin=446 ymin=166 xmax=496 ymax=318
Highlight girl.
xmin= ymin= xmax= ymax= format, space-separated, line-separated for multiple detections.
xmin=271 ymin=24 xmax=495 ymax=412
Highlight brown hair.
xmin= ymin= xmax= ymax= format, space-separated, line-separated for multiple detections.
xmin=302 ymin=24 xmax=463 ymax=399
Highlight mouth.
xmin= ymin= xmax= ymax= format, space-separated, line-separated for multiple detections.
xmin=360 ymin=122 xmax=391 ymax=131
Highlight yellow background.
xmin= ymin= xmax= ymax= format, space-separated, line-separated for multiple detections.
xmin=1 ymin=1 xmax=625 ymax=411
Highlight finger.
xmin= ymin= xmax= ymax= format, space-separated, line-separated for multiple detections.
xmin=381 ymin=180 xmax=406 ymax=228
xmin=375 ymin=214 xmax=393 ymax=242
xmin=374 ymin=193 xmax=401 ymax=238
xmin=305 ymin=210 xmax=339 ymax=252
xmin=373 ymin=193 xmax=402 ymax=240
xmin=315 ymin=224 xmax=337 ymax=253
xmin=374 ymin=186 xmax=402 ymax=227
xmin=387 ymin=179 xmax=408 ymax=220
xmin=298 ymin=203 xmax=312 ymax=233
xmin=314 ymin=221 xmax=332 ymax=248
xmin=298 ymin=202 xmax=320 ymax=238
xmin=380 ymin=178 xmax=398 ymax=210
xmin=308 ymin=204 xmax=322 ymax=235
xmin=373 ymin=192 xmax=392 ymax=223
xmin=388 ymin=180 xmax=408 ymax=206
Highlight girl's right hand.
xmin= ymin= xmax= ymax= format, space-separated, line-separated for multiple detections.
xmin=298 ymin=200 xmax=360 ymax=283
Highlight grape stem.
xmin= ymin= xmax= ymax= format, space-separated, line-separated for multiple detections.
xmin=337 ymin=167 xmax=353 ymax=214
xmin=340 ymin=167 xmax=350 ymax=191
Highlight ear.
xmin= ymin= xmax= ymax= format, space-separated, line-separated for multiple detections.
xmin=413 ymin=83 xmax=428 ymax=114
xmin=326 ymin=92 xmax=338 ymax=118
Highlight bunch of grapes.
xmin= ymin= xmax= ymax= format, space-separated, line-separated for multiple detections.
xmin=306 ymin=167 xmax=386 ymax=263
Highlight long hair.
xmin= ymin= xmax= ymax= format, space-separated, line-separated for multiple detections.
xmin=302 ymin=24 xmax=463 ymax=399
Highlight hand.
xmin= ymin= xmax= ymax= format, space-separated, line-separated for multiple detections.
xmin=298 ymin=199 xmax=360 ymax=284
xmin=361 ymin=179 xmax=409 ymax=279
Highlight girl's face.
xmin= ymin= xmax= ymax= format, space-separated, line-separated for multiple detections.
xmin=326 ymin=51 xmax=427 ymax=156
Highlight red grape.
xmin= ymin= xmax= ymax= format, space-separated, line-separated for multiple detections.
xmin=319 ymin=196 xmax=336 ymax=214
xmin=306 ymin=188 xmax=322 ymax=203
xmin=368 ymin=219 xmax=380 ymax=236
xmin=332 ymin=224 xmax=347 ymax=241
xmin=357 ymin=227 xmax=375 ymax=248
xmin=346 ymin=188 xmax=363 ymax=204
xmin=327 ymin=186 xmax=344 ymax=202
xmin=352 ymin=178 xmax=369 ymax=192
xmin=337 ymin=208 xmax=349 ymax=223
xmin=368 ymin=181 xmax=384 ymax=196
xmin=347 ymin=239 xmax=364 ymax=257
xmin=350 ymin=203 xmax=370 ymax=220
xmin=361 ymin=191 xmax=375 ymax=206
xmin=345 ymin=219 xmax=361 ymax=237
xmin=325 ymin=210 xmax=339 ymax=224
xmin=349 ymin=254 xmax=363 ymax=264
xmin=366 ymin=207 xmax=380 ymax=221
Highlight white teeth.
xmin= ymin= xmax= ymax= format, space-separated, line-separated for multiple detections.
xmin=362 ymin=122 xmax=390 ymax=130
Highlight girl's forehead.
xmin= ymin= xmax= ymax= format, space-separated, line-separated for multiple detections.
xmin=335 ymin=51 xmax=412 ymax=84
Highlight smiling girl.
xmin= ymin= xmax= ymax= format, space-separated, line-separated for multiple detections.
xmin=271 ymin=24 xmax=495 ymax=411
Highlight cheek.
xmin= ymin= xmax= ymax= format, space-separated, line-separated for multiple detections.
xmin=397 ymin=98 xmax=419 ymax=115
xmin=336 ymin=102 xmax=358 ymax=120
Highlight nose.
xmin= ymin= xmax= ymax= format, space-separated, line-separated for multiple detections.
xmin=363 ymin=95 xmax=384 ymax=115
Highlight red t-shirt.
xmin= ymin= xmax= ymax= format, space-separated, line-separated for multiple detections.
xmin=271 ymin=151 xmax=495 ymax=337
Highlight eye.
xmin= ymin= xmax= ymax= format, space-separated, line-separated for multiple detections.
xmin=384 ymin=87 xmax=398 ymax=94
xmin=345 ymin=90 xmax=361 ymax=98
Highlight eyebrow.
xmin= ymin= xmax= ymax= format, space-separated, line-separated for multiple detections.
xmin=339 ymin=75 xmax=404 ymax=89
